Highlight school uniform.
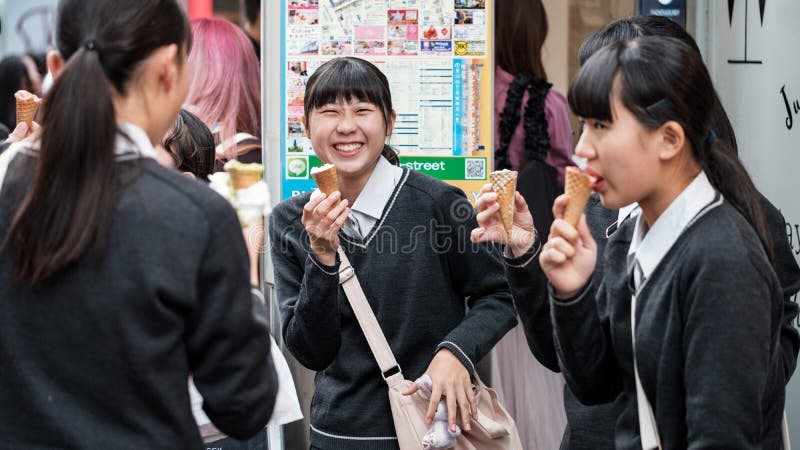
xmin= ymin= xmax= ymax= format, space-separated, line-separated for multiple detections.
xmin=505 ymin=184 xmax=799 ymax=448
xmin=0 ymin=124 xmax=278 ymax=448
xmin=270 ymin=157 xmax=517 ymax=450
xmin=551 ymin=172 xmax=786 ymax=449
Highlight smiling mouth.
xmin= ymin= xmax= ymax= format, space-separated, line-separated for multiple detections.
xmin=333 ymin=143 xmax=363 ymax=154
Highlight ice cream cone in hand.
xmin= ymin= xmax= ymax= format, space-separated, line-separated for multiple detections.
xmin=563 ymin=166 xmax=592 ymax=227
xmin=15 ymin=90 xmax=42 ymax=127
xmin=489 ymin=169 xmax=518 ymax=240
xmin=311 ymin=164 xmax=339 ymax=205
xmin=224 ymin=160 xmax=264 ymax=190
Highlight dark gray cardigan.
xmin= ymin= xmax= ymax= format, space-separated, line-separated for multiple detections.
xmin=0 ymin=154 xmax=277 ymax=449
xmin=270 ymin=169 xmax=517 ymax=450
xmin=552 ymin=197 xmax=786 ymax=449
xmin=507 ymin=193 xmax=799 ymax=449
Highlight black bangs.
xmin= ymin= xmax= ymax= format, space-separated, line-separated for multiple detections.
xmin=567 ymin=41 xmax=624 ymax=122
xmin=304 ymin=57 xmax=392 ymax=123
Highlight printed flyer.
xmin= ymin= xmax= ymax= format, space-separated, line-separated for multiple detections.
xmin=282 ymin=0 xmax=492 ymax=202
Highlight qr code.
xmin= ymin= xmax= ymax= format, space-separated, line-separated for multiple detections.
xmin=465 ymin=158 xmax=486 ymax=180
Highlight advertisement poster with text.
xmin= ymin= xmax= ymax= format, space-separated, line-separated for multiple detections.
xmin=282 ymin=0 xmax=493 ymax=203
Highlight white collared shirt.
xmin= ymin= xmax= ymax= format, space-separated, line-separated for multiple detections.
xmin=342 ymin=156 xmax=404 ymax=239
xmin=617 ymin=202 xmax=641 ymax=225
xmin=115 ymin=122 xmax=158 ymax=160
xmin=627 ymin=171 xmax=717 ymax=290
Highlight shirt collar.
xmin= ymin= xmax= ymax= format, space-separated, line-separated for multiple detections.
xmin=627 ymin=171 xmax=717 ymax=283
xmin=350 ymin=156 xmax=403 ymax=220
xmin=116 ymin=122 xmax=157 ymax=159
xmin=617 ymin=202 xmax=640 ymax=224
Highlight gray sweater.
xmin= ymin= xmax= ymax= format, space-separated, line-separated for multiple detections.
xmin=270 ymin=169 xmax=517 ymax=450
xmin=551 ymin=197 xmax=786 ymax=449
xmin=0 ymin=154 xmax=277 ymax=448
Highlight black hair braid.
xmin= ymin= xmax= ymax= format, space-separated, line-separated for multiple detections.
xmin=522 ymin=77 xmax=552 ymax=162
xmin=496 ymin=75 xmax=552 ymax=170
xmin=495 ymin=74 xmax=531 ymax=170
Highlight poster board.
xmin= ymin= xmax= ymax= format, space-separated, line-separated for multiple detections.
xmin=705 ymin=0 xmax=800 ymax=441
xmin=279 ymin=0 xmax=493 ymax=203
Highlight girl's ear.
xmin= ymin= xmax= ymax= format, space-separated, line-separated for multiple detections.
xmin=46 ymin=50 xmax=65 ymax=79
xmin=182 ymin=171 xmax=196 ymax=180
xmin=303 ymin=116 xmax=309 ymax=134
xmin=386 ymin=110 xmax=397 ymax=137
xmin=657 ymin=120 xmax=686 ymax=161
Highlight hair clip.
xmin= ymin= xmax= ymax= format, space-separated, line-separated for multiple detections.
xmin=645 ymin=98 xmax=668 ymax=113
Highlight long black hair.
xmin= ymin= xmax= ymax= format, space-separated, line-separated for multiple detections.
xmin=578 ymin=15 xmax=738 ymax=155
xmin=303 ymin=57 xmax=399 ymax=165
xmin=569 ymin=37 xmax=773 ymax=262
xmin=4 ymin=0 xmax=191 ymax=285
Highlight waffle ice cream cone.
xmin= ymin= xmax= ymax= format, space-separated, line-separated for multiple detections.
xmin=311 ymin=164 xmax=339 ymax=203
xmin=563 ymin=166 xmax=592 ymax=227
xmin=224 ymin=160 xmax=264 ymax=190
xmin=15 ymin=90 xmax=41 ymax=127
xmin=490 ymin=169 xmax=518 ymax=239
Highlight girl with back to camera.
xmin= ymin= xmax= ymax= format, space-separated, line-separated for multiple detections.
xmin=539 ymin=37 xmax=785 ymax=448
xmin=0 ymin=0 xmax=277 ymax=447
xmin=270 ymin=57 xmax=517 ymax=450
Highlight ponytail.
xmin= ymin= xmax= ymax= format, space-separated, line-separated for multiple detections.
xmin=2 ymin=0 xmax=190 ymax=285
xmin=382 ymin=144 xmax=400 ymax=165
xmin=4 ymin=48 xmax=118 ymax=285
xmin=703 ymin=138 xmax=774 ymax=264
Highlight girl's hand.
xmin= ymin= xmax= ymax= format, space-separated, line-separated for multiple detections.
xmin=242 ymin=218 xmax=264 ymax=286
xmin=471 ymin=183 xmax=536 ymax=257
xmin=539 ymin=194 xmax=597 ymax=298
xmin=5 ymin=121 xmax=40 ymax=143
xmin=301 ymin=190 xmax=349 ymax=266
xmin=402 ymin=349 xmax=476 ymax=433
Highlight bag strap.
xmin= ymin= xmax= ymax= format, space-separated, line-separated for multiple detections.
xmin=336 ymin=247 xmax=404 ymax=385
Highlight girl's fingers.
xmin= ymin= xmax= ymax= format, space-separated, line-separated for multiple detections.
xmin=425 ymin=384 xmax=443 ymax=425
xmin=474 ymin=191 xmax=497 ymax=213
xmin=468 ymin=384 xmax=477 ymax=420
xmin=455 ymin=385 xmax=472 ymax=432
xmin=401 ymin=382 xmax=419 ymax=396
xmin=513 ymin=191 xmax=529 ymax=213
xmin=470 ymin=227 xmax=486 ymax=244
xmin=551 ymin=194 xmax=569 ymax=220
xmin=475 ymin=202 xmax=500 ymax=226
xmin=313 ymin=192 xmax=342 ymax=217
xmin=547 ymin=236 xmax=576 ymax=259
xmin=549 ymin=218 xmax=580 ymax=245
xmin=445 ymin=385 xmax=458 ymax=433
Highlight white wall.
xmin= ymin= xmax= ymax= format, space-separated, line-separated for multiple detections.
xmin=542 ymin=0 xmax=569 ymax=95
xmin=704 ymin=0 xmax=800 ymax=442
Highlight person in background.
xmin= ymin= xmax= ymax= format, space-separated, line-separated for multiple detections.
xmin=0 ymin=55 xmax=34 ymax=140
xmin=270 ymin=57 xmax=517 ymax=450
xmin=475 ymin=15 xmax=800 ymax=450
xmin=240 ymin=0 xmax=261 ymax=61
xmin=157 ymin=109 xmax=217 ymax=181
xmin=491 ymin=1 xmax=572 ymax=448
xmin=0 ymin=0 xmax=278 ymax=446
xmin=185 ymin=17 xmax=262 ymax=171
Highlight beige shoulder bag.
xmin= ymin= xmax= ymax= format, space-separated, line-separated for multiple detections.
xmin=337 ymin=248 xmax=523 ymax=450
